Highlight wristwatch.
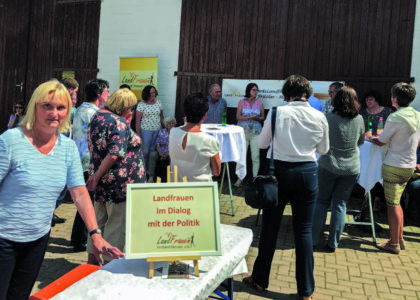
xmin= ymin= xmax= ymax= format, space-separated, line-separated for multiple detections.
xmin=89 ymin=228 xmax=102 ymax=237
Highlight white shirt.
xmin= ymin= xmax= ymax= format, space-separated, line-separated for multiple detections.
xmin=137 ymin=100 xmax=162 ymax=131
xmin=379 ymin=120 xmax=420 ymax=168
xmin=259 ymin=101 xmax=329 ymax=162
xmin=169 ymin=127 xmax=220 ymax=182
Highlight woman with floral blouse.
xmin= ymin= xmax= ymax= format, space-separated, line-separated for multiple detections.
xmin=86 ymin=88 xmax=146 ymax=265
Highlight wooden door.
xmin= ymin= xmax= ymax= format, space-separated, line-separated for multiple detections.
xmin=0 ymin=0 xmax=101 ymax=134
xmin=175 ymin=0 xmax=416 ymax=123
xmin=0 ymin=0 xmax=31 ymax=132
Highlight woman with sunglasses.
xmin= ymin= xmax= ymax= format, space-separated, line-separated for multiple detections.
xmin=7 ymin=101 xmax=25 ymax=129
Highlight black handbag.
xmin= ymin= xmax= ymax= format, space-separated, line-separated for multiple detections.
xmin=244 ymin=107 xmax=278 ymax=209
xmin=244 ymin=174 xmax=278 ymax=209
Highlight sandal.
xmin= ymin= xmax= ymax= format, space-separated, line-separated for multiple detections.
xmin=242 ymin=275 xmax=266 ymax=292
xmin=400 ymin=240 xmax=406 ymax=250
xmin=376 ymin=241 xmax=400 ymax=254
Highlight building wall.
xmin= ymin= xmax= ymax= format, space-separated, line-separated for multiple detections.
xmin=97 ymin=0 xmax=182 ymax=118
xmin=411 ymin=0 xmax=420 ymax=111
xmin=98 ymin=0 xmax=420 ymax=115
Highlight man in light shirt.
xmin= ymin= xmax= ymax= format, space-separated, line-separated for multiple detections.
xmin=203 ymin=83 xmax=227 ymax=124
xmin=70 ymin=78 xmax=109 ymax=252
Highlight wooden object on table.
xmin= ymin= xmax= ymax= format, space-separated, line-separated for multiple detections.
xmin=156 ymin=165 xmax=187 ymax=183
xmin=147 ymin=255 xmax=201 ymax=279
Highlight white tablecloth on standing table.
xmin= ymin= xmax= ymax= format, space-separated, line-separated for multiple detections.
xmin=358 ymin=141 xmax=387 ymax=192
xmin=201 ymin=124 xmax=247 ymax=180
xmin=53 ymin=225 xmax=252 ymax=300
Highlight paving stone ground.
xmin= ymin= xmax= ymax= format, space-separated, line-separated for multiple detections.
xmin=31 ymin=183 xmax=420 ymax=299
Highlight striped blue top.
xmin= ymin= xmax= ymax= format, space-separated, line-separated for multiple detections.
xmin=0 ymin=127 xmax=85 ymax=242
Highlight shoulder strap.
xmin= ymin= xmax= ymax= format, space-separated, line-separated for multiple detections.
xmin=269 ymin=107 xmax=277 ymax=169
xmin=271 ymin=107 xmax=276 ymax=138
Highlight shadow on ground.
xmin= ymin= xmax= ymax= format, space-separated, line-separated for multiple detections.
xmin=35 ymin=258 xmax=80 ymax=290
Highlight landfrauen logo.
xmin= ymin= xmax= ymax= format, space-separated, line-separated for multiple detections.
xmin=156 ymin=232 xmax=196 ymax=249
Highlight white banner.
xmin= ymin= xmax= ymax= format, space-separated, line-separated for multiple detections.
xmin=222 ymin=79 xmax=285 ymax=109
xmin=222 ymin=79 xmax=344 ymax=110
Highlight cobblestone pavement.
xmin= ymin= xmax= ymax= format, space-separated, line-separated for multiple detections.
xmin=31 ymin=184 xmax=420 ymax=299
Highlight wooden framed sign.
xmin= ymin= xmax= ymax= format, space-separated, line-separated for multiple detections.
xmin=126 ymin=182 xmax=222 ymax=259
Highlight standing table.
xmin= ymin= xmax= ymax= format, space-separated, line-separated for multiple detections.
xmin=201 ymin=124 xmax=247 ymax=216
xmin=346 ymin=141 xmax=387 ymax=242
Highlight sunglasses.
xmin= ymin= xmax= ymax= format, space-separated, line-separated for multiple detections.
xmin=15 ymin=106 xmax=23 ymax=109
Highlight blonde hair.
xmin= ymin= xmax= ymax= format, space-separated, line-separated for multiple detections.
xmin=21 ymin=81 xmax=72 ymax=133
xmin=105 ymin=88 xmax=137 ymax=115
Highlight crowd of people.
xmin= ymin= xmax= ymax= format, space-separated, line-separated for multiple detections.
xmin=1 ymin=75 xmax=419 ymax=300
xmin=241 ymin=77 xmax=420 ymax=300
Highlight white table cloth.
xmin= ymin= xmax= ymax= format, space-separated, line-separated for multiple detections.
xmin=201 ymin=124 xmax=247 ymax=180
xmin=53 ymin=225 xmax=252 ymax=300
xmin=358 ymin=141 xmax=387 ymax=192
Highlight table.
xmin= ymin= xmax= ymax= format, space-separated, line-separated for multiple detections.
xmin=201 ymin=124 xmax=247 ymax=215
xmin=53 ymin=225 xmax=253 ymax=300
xmin=358 ymin=141 xmax=387 ymax=191
xmin=345 ymin=141 xmax=387 ymax=242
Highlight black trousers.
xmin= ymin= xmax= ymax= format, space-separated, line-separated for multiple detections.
xmin=0 ymin=232 xmax=50 ymax=300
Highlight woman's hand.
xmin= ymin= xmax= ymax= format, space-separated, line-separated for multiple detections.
xmin=69 ymin=185 xmax=125 ymax=266
xmin=87 ymin=154 xmax=118 ymax=191
xmin=90 ymin=234 xmax=124 ymax=266
xmin=159 ymin=152 xmax=169 ymax=160
xmin=365 ymin=131 xmax=386 ymax=146
xmin=86 ymin=173 xmax=100 ymax=191
xmin=250 ymin=113 xmax=258 ymax=120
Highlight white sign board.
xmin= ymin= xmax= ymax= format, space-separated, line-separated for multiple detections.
xmin=222 ymin=79 xmax=344 ymax=110
xmin=222 ymin=79 xmax=285 ymax=109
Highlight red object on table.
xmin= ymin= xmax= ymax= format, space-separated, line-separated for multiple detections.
xmin=29 ymin=264 xmax=100 ymax=300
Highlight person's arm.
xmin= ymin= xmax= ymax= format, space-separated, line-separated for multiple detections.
xmin=135 ymin=111 xmax=142 ymax=136
xmin=69 ymin=186 xmax=124 ymax=265
xmin=210 ymin=152 xmax=221 ymax=176
xmin=258 ymin=110 xmax=272 ymax=149
xmin=357 ymin=116 xmax=365 ymax=146
xmin=0 ymin=137 xmax=10 ymax=183
xmin=156 ymin=144 xmax=168 ymax=160
xmin=222 ymin=99 xmax=227 ymax=111
xmin=236 ymin=100 xmax=250 ymax=122
xmin=7 ymin=114 xmax=17 ymax=129
xmin=86 ymin=154 xmax=118 ymax=191
xmin=160 ymin=109 xmax=164 ymax=128
xmin=258 ymin=101 xmax=265 ymax=121
xmin=156 ymin=143 xmax=162 ymax=156
xmin=316 ymin=118 xmax=330 ymax=155
xmin=365 ymin=131 xmax=386 ymax=146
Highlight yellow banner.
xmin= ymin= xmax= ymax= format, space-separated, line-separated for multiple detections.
xmin=119 ymin=57 xmax=158 ymax=100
